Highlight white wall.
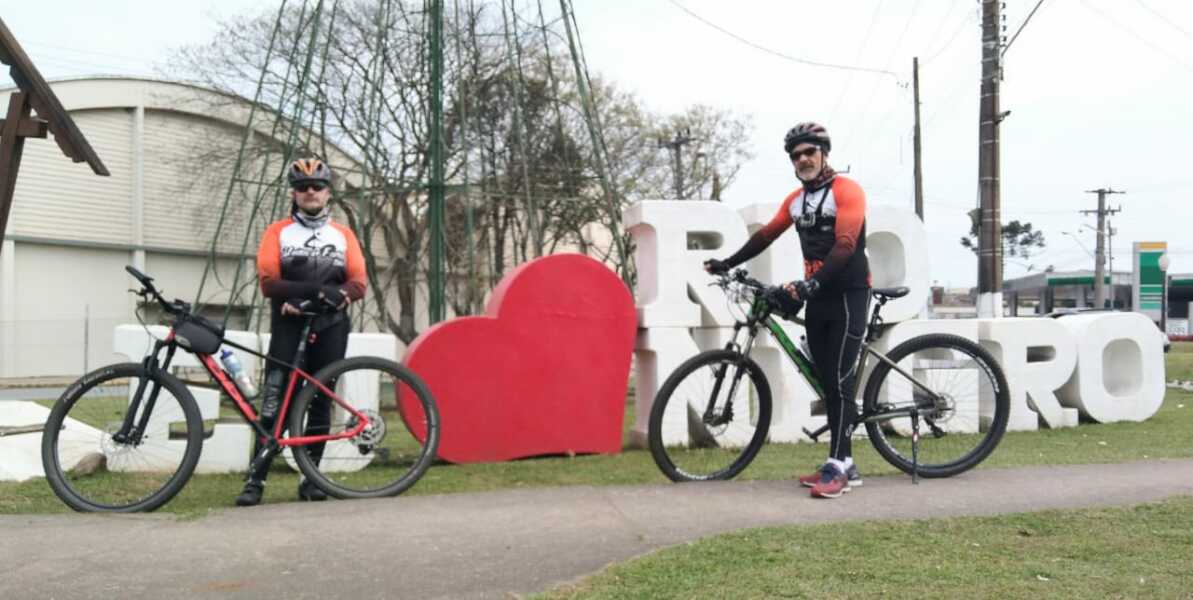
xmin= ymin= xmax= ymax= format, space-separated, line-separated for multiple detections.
xmin=9 ymin=109 xmax=135 ymax=244
xmin=2 ymin=244 xmax=130 ymax=376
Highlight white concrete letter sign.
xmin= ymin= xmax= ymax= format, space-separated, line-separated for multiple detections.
xmin=979 ymin=318 xmax=1079 ymax=430
xmin=626 ymin=199 xmax=1165 ymax=450
xmin=1055 ymin=312 xmax=1165 ymax=422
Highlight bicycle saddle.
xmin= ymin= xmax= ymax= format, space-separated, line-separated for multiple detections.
xmin=872 ymin=286 xmax=910 ymax=300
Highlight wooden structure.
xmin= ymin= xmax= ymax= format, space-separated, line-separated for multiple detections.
xmin=0 ymin=17 xmax=108 ymax=253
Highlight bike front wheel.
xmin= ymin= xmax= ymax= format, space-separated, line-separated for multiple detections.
xmin=862 ymin=334 xmax=1010 ymax=478
xmin=288 ymin=356 xmax=440 ymax=499
xmin=40 ymin=363 xmax=204 ymax=512
xmin=648 ymin=349 xmax=772 ymax=482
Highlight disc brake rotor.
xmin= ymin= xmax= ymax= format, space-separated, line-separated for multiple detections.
xmin=347 ymin=409 xmax=386 ymax=452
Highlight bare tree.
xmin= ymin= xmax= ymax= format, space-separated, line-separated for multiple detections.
xmin=169 ymin=0 xmax=754 ymax=342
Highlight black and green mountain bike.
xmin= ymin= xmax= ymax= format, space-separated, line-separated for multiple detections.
xmin=647 ymin=269 xmax=1010 ymax=483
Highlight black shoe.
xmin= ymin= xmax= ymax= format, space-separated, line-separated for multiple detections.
xmin=297 ymin=478 xmax=328 ymax=502
xmin=235 ymin=481 xmax=264 ymax=507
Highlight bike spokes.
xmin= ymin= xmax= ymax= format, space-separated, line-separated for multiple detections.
xmin=43 ymin=365 xmax=203 ymax=512
xmin=650 ymin=351 xmax=772 ymax=481
xmin=863 ymin=334 xmax=1009 ymax=477
xmin=289 ymin=357 xmax=439 ymax=498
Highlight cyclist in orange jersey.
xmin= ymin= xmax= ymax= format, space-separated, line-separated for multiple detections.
xmin=705 ymin=122 xmax=870 ymax=499
xmin=236 ymin=157 xmax=368 ymax=507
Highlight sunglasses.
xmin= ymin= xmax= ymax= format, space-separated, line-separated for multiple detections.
xmin=293 ymin=182 xmax=328 ymax=193
xmin=789 ymin=147 xmax=820 ymax=161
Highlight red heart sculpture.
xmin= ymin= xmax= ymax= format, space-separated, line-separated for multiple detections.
xmin=399 ymin=254 xmax=637 ymax=463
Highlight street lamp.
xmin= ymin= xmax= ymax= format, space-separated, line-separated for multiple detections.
xmin=1061 ymin=231 xmax=1094 ymax=258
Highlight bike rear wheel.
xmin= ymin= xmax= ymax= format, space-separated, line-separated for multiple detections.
xmin=41 ymin=363 xmax=203 ymax=512
xmin=288 ymin=356 xmax=440 ymax=499
xmin=648 ymin=349 xmax=772 ymax=482
xmin=862 ymin=334 xmax=1010 ymax=478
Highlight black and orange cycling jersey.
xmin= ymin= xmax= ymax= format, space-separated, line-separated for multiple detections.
xmin=757 ymin=175 xmax=870 ymax=292
xmin=257 ymin=217 xmax=367 ymax=313
xmin=249 ymin=214 xmax=365 ymax=486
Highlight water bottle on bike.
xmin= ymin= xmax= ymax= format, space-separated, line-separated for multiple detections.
xmin=220 ymin=349 xmax=258 ymax=398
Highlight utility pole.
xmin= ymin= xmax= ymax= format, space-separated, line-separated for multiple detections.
xmin=977 ymin=0 xmax=1008 ymax=317
xmin=1081 ymin=188 xmax=1124 ymax=309
xmin=912 ymin=56 xmax=924 ymax=221
xmin=1106 ymin=219 xmax=1117 ymax=306
xmin=428 ymin=0 xmax=445 ymax=323
xmin=659 ymin=127 xmax=694 ymax=199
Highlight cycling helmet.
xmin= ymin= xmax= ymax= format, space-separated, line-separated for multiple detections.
xmin=783 ymin=122 xmax=831 ymax=154
xmin=287 ymin=157 xmax=332 ymax=187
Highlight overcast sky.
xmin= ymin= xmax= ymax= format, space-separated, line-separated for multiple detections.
xmin=4 ymin=0 xmax=1191 ymax=288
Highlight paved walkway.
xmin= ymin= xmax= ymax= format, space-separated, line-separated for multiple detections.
xmin=3 ymin=459 xmax=1192 ymax=599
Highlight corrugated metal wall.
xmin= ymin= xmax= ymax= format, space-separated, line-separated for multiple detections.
xmin=9 ymin=109 xmax=134 ymax=244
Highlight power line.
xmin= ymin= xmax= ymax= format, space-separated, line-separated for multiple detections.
xmin=12 ymin=51 xmax=151 ymax=75
xmin=1010 ymin=208 xmax=1089 ymax=215
xmin=919 ymin=0 xmax=960 ymax=57
xmin=1002 ymin=0 xmax=1048 ymax=57
xmin=1131 ymin=0 xmax=1193 ymax=43
xmin=842 ymin=0 xmax=922 ymax=152
xmin=20 ymin=39 xmax=156 ymax=64
xmin=1079 ymin=0 xmax=1193 ymax=74
xmin=661 ymin=0 xmax=897 ymax=76
xmin=829 ymin=0 xmax=888 ymax=122
xmin=921 ymin=8 xmax=974 ymax=64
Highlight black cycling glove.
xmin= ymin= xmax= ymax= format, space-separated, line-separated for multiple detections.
xmin=765 ymin=286 xmax=804 ymax=320
xmin=320 ymin=286 xmax=346 ymax=309
xmin=790 ymin=278 xmax=821 ymax=301
xmin=704 ymin=258 xmax=729 ymax=274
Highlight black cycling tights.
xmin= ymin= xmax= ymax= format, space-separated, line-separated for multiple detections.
xmin=804 ymin=287 xmax=870 ymax=462
xmin=250 ymin=317 xmax=350 ymax=482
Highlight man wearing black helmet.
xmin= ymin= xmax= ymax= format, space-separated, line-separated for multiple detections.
xmin=236 ymin=157 xmax=368 ymax=507
xmin=704 ymin=122 xmax=870 ymax=499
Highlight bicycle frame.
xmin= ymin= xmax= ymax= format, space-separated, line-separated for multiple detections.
xmin=722 ymin=292 xmax=826 ymax=398
xmin=726 ymin=287 xmax=941 ymax=433
xmin=759 ymin=316 xmax=825 ymax=399
xmin=117 ymin=317 xmax=370 ymax=450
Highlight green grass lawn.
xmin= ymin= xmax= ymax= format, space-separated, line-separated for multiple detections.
xmin=3 ymin=353 xmax=1191 ymax=516
xmin=537 ymin=496 xmax=1193 ymax=599
xmin=1164 ymin=341 xmax=1193 ymax=380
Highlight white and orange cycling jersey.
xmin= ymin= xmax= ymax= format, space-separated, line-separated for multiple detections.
xmin=257 ymin=217 xmax=367 ymax=303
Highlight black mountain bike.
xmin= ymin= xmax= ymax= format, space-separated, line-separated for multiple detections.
xmin=39 ymin=266 xmax=440 ymax=512
xmin=648 ymin=269 xmax=1009 ymax=483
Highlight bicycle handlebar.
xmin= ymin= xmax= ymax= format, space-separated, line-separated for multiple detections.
xmin=126 ymin=265 xmax=189 ymax=316
xmin=712 ymin=268 xmax=783 ymax=297
xmin=126 ymin=264 xmax=344 ymax=326
xmin=291 ymin=297 xmax=343 ymax=317
xmin=712 ymin=268 xmax=806 ymax=325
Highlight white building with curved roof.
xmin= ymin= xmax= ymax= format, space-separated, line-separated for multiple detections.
xmin=0 ymin=76 xmax=363 ymax=377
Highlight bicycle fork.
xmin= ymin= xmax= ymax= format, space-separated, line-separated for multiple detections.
xmin=113 ymin=341 xmax=176 ymax=446
xmin=704 ymin=362 xmax=749 ymax=425
xmin=705 ymin=329 xmax=759 ymax=426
